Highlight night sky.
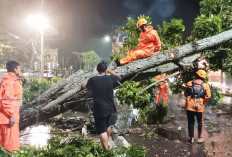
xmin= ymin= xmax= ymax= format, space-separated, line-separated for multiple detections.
xmin=0 ymin=0 xmax=201 ymax=59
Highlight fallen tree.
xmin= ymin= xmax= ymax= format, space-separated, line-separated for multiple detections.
xmin=20 ymin=29 xmax=232 ymax=130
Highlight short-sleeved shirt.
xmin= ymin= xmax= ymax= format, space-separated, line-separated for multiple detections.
xmin=86 ymin=75 xmax=119 ymax=118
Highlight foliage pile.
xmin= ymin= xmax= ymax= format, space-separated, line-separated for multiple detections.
xmin=0 ymin=137 xmax=147 ymax=157
xmin=116 ymin=79 xmax=168 ymax=123
xmin=206 ymin=86 xmax=223 ymax=106
xmin=23 ymin=78 xmax=51 ymax=104
xmin=116 ymin=81 xmax=152 ymax=109
xmin=138 ymin=103 xmax=168 ymax=124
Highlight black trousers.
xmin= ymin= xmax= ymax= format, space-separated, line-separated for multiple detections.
xmin=186 ymin=110 xmax=204 ymax=138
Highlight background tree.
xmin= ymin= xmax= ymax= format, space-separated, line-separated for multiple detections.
xmin=169 ymin=0 xmax=232 ymax=100
xmin=187 ymin=0 xmax=232 ymax=75
xmin=157 ymin=19 xmax=185 ymax=50
xmin=0 ymin=18 xmax=33 ymax=70
xmin=73 ymin=50 xmax=100 ymax=71
xmin=0 ymin=37 xmax=32 ymax=70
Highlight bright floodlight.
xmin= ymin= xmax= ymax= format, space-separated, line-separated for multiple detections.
xmin=27 ymin=14 xmax=49 ymax=30
xmin=104 ymin=35 xmax=110 ymax=42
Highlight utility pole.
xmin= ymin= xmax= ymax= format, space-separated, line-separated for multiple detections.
xmin=41 ymin=29 xmax=44 ymax=78
xmin=40 ymin=0 xmax=44 ymax=79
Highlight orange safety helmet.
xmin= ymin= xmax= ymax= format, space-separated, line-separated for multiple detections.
xmin=137 ymin=18 xmax=147 ymax=28
xmin=196 ymin=70 xmax=207 ymax=79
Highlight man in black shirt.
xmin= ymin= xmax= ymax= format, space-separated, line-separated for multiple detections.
xmin=82 ymin=61 xmax=121 ymax=150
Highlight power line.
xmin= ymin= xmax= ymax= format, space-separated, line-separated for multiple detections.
xmin=0 ymin=26 xmax=60 ymax=50
xmin=0 ymin=27 xmax=35 ymax=49
xmin=0 ymin=27 xmax=29 ymax=42
xmin=0 ymin=42 xmax=31 ymax=49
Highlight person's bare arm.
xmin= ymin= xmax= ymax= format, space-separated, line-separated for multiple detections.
xmin=81 ymin=81 xmax=87 ymax=89
xmin=106 ymin=69 xmax=121 ymax=79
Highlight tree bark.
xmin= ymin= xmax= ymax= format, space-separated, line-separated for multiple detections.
xmin=20 ymin=29 xmax=232 ymax=130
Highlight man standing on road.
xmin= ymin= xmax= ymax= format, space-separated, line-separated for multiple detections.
xmin=82 ymin=61 xmax=121 ymax=150
xmin=0 ymin=60 xmax=22 ymax=152
xmin=185 ymin=70 xmax=211 ymax=143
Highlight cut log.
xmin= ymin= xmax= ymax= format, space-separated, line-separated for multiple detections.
xmin=20 ymin=29 xmax=232 ymax=130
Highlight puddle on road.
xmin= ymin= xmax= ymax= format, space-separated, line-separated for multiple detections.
xmin=20 ymin=125 xmax=51 ymax=148
xmin=20 ymin=108 xmax=91 ymax=148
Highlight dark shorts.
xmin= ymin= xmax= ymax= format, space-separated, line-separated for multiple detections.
xmin=94 ymin=113 xmax=117 ymax=135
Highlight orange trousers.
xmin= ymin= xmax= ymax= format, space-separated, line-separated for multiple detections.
xmin=156 ymin=86 xmax=168 ymax=104
xmin=120 ymin=49 xmax=154 ymax=65
xmin=0 ymin=123 xmax=20 ymax=152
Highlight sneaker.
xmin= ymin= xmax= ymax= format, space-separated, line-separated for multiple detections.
xmin=115 ymin=58 xmax=121 ymax=66
xmin=188 ymin=138 xmax=194 ymax=144
xmin=197 ymin=138 xmax=205 ymax=143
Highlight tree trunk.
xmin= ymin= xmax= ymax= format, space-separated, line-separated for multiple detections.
xmin=20 ymin=29 xmax=232 ymax=130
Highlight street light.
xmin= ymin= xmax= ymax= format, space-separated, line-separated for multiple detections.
xmin=27 ymin=14 xmax=49 ymax=78
xmin=104 ymin=35 xmax=110 ymax=42
xmin=103 ymin=35 xmax=112 ymax=58
xmin=27 ymin=14 xmax=49 ymax=31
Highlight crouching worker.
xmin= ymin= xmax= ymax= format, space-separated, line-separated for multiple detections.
xmin=185 ymin=70 xmax=211 ymax=143
xmin=115 ymin=18 xmax=161 ymax=66
xmin=82 ymin=61 xmax=121 ymax=149
xmin=0 ymin=61 xmax=22 ymax=152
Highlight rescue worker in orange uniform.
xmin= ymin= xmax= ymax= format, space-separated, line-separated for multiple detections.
xmin=156 ymin=73 xmax=169 ymax=104
xmin=0 ymin=61 xmax=22 ymax=152
xmin=115 ymin=18 xmax=161 ymax=66
xmin=185 ymin=70 xmax=211 ymax=144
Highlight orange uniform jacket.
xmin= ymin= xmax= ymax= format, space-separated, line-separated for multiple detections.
xmin=137 ymin=25 xmax=161 ymax=54
xmin=156 ymin=73 xmax=169 ymax=88
xmin=185 ymin=79 xmax=211 ymax=112
xmin=120 ymin=26 xmax=161 ymax=65
xmin=0 ymin=72 xmax=22 ymax=151
xmin=156 ymin=73 xmax=169 ymax=104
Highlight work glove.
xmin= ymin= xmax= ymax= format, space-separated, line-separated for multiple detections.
xmin=9 ymin=116 xmax=15 ymax=127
